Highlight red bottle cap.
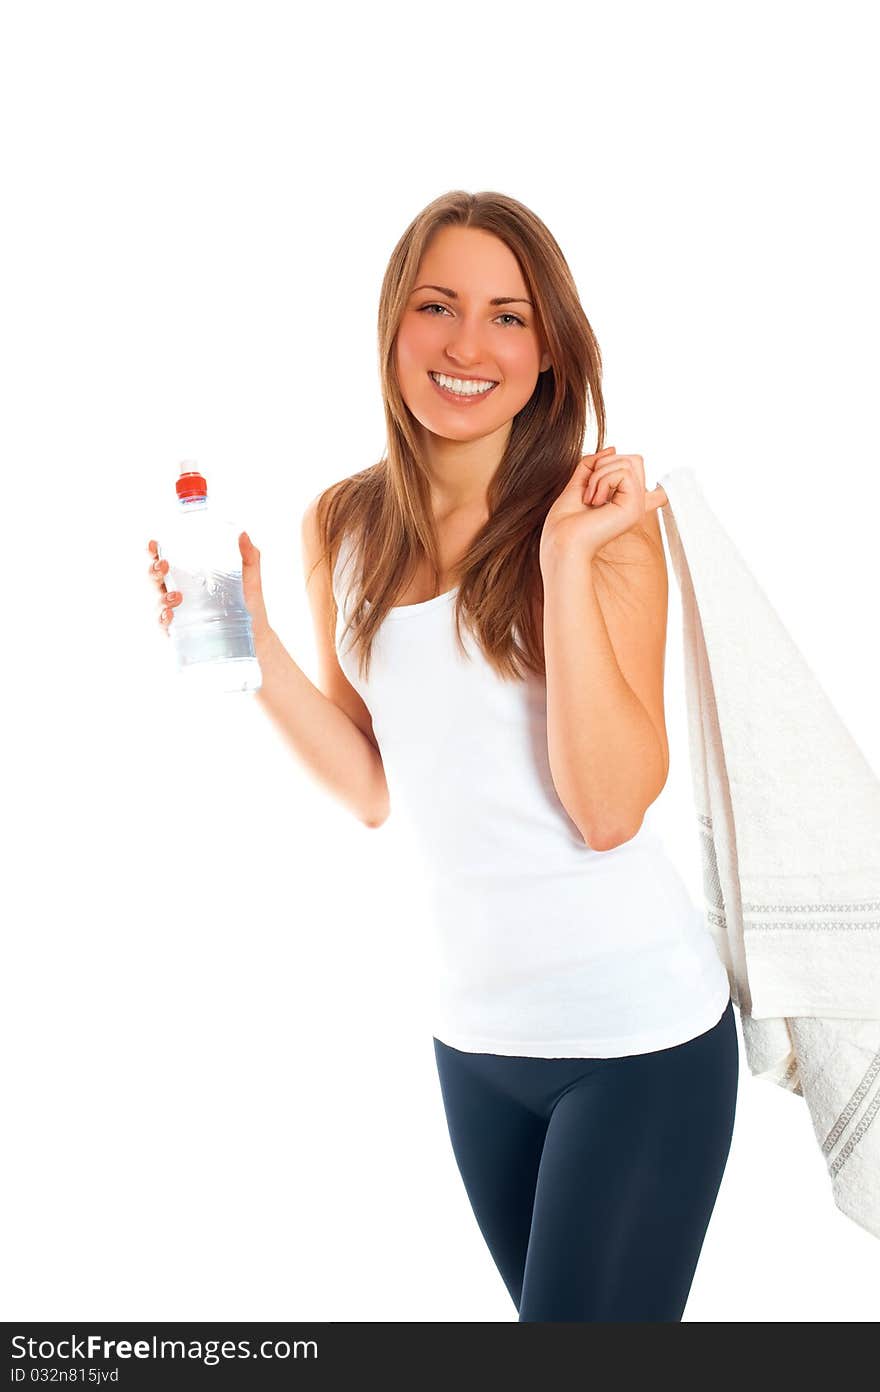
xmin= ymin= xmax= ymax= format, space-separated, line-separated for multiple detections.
xmin=176 ymin=460 xmax=207 ymax=500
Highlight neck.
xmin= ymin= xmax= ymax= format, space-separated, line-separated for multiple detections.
xmin=418 ymin=418 xmax=511 ymax=516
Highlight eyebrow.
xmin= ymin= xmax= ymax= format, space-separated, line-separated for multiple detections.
xmin=412 ymin=283 xmax=533 ymax=308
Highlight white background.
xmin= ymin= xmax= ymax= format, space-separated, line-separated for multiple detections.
xmin=2 ymin=0 xmax=877 ymax=1321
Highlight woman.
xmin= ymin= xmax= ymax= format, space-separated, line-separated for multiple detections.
xmin=152 ymin=188 xmax=739 ymax=1322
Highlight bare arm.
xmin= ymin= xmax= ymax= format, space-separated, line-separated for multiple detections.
xmin=252 ymin=490 xmax=390 ymax=828
xmin=540 ymin=511 xmax=670 ymax=850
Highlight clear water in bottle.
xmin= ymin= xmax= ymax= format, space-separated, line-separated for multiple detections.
xmin=157 ymin=461 xmax=262 ymax=695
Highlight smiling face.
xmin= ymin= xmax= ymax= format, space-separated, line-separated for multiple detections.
xmin=394 ymin=224 xmax=551 ymax=443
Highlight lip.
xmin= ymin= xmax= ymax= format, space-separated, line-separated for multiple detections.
xmin=428 ymin=371 xmax=500 ymax=406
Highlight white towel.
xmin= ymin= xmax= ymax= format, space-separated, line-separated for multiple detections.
xmin=657 ymin=466 xmax=880 ymax=1241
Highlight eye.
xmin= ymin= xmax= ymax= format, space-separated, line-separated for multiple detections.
xmin=417 ymin=303 xmax=526 ymax=327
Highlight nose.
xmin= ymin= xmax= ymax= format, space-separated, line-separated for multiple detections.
xmin=442 ymin=322 xmax=490 ymax=371
xmin=442 ymin=338 xmax=492 ymax=375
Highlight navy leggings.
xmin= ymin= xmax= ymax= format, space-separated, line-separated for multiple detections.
xmin=432 ymin=997 xmax=738 ymax=1322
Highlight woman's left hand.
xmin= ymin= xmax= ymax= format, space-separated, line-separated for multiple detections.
xmin=539 ymin=447 xmax=669 ymax=570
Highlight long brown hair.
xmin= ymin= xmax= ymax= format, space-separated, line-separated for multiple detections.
xmin=311 ymin=189 xmax=607 ymax=685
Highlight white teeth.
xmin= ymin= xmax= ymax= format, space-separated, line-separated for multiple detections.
xmin=430 ymin=371 xmax=496 ymax=396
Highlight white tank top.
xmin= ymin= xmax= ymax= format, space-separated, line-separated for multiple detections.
xmin=333 ymin=533 xmax=730 ymax=1058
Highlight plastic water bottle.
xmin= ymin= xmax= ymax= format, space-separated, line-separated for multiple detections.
xmin=157 ymin=461 xmax=262 ymax=695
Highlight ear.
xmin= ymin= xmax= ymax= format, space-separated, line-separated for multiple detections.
xmin=540 ymin=350 xmax=551 ymax=373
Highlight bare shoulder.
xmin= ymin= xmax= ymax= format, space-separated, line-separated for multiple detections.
xmin=300 ymin=477 xmax=351 ymax=591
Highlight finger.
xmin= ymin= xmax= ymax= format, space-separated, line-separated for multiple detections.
xmin=580 ymin=445 xmax=616 ymax=474
xmin=568 ymin=455 xmax=599 ymax=492
xmin=148 ymin=542 xmax=170 ymax=593
xmin=589 ymin=470 xmax=623 ymax=506
xmin=585 ymin=461 xmax=630 ymax=504
xmin=150 ymin=559 xmax=169 ymax=593
xmin=158 ymin=593 xmax=181 ymax=624
xmin=646 ymin=485 xmax=668 ymax=510
xmin=587 ymin=458 xmax=632 ymax=488
xmin=591 ymin=455 xmax=637 ymax=477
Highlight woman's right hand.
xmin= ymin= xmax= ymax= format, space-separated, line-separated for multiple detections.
xmin=146 ymin=532 xmax=271 ymax=640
